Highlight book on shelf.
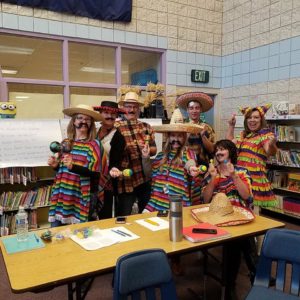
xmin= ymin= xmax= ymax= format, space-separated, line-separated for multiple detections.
xmin=287 ymin=173 xmax=300 ymax=192
xmin=182 ymin=223 xmax=231 ymax=243
xmin=283 ymin=197 xmax=300 ymax=217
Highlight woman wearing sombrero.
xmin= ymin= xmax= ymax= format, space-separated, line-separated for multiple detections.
xmin=48 ymin=104 xmax=106 ymax=227
xmin=172 ymin=92 xmax=215 ymax=167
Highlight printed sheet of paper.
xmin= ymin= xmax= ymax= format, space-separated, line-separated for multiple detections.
xmin=70 ymin=227 xmax=139 ymax=251
xmin=135 ymin=217 xmax=169 ymax=231
xmin=0 ymin=119 xmax=62 ymax=168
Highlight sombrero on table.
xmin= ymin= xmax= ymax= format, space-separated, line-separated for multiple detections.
xmin=191 ymin=193 xmax=255 ymax=226
xmin=153 ymin=123 xmax=205 ymax=134
xmin=63 ymin=104 xmax=103 ymax=122
xmin=176 ymin=92 xmax=213 ymax=112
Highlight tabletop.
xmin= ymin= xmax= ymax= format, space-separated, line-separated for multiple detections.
xmin=0 ymin=206 xmax=285 ymax=293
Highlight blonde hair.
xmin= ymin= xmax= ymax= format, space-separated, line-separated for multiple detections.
xmin=66 ymin=114 xmax=97 ymax=141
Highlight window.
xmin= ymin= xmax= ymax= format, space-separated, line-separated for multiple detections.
xmin=0 ymin=33 xmax=62 ymax=80
xmin=8 ymin=83 xmax=64 ymax=119
xmin=70 ymin=87 xmax=117 ymax=107
xmin=121 ymin=49 xmax=161 ymax=85
xmin=69 ymin=42 xmax=116 ymax=84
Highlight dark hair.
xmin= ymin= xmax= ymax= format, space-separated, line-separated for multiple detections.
xmin=243 ymin=108 xmax=266 ymax=135
xmin=214 ymin=139 xmax=238 ymax=164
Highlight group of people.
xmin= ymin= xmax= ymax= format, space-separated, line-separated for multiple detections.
xmin=47 ymin=89 xmax=278 ymax=298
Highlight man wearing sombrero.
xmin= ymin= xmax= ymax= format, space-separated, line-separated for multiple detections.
xmin=93 ymin=101 xmax=125 ymax=219
xmin=47 ymin=104 xmax=106 ymax=227
xmin=109 ymin=91 xmax=157 ymax=216
xmin=171 ymin=92 xmax=215 ymax=167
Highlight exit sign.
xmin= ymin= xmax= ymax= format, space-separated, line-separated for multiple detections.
xmin=191 ymin=70 xmax=209 ymax=83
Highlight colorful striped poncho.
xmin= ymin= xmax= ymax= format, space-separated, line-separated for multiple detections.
xmin=236 ymin=128 xmax=276 ymax=207
xmin=145 ymin=148 xmax=201 ymax=212
xmin=202 ymin=166 xmax=253 ymax=209
xmin=48 ymin=139 xmax=101 ymax=224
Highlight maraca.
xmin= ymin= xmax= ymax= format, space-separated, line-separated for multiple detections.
xmin=50 ymin=139 xmax=72 ymax=154
xmin=122 ymin=169 xmax=133 ymax=177
xmin=197 ymin=165 xmax=207 ymax=174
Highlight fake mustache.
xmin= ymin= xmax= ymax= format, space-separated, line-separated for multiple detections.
xmin=171 ymin=140 xmax=182 ymax=146
xmin=104 ymin=117 xmax=115 ymax=121
xmin=74 ymin=123 xmax=90 ymax=129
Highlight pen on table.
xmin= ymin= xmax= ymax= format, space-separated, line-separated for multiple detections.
xmin=116 ymin=229 xmax=132 ymax=237
xmin=34 ymin=233 xmax=39 ymax=243
xmin=144 ymin=219 xmax=160 ymax=226
xmin=111 ymin=229 xmax=126 ymax=237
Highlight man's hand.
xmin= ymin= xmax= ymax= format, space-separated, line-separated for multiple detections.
xmin=208 ymin=160 xmax=217 ymax=178
xmin=62 ymin=154 xmax=73 ymax=170
xmin=189 ymin=166 xmax=200 ymax=177
xmin=110 ymin=167 xmax=121 ymax=178
xmin=141 ymin=143 xmax=150 ymax=158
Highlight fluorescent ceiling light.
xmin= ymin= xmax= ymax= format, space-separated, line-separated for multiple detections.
xmin=15 ymin=96 xmax=29 ymax=99
xmin=0 ymin=45 xmax=34 ymax=55
xmin=1 ymin=69 xmax=18 ymax=75
xmin=80 ymin=67 xmax=128 ymax=74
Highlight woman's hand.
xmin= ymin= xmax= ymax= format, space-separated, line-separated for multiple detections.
xmin=228 ymin=113 xmax=236 ymax=127
xmin=208 ymin=160 xmax=217 ymax=178
xmin=62 ymin=154 xmax=73 ymax=170
xmin=47 ymin=154 xmax=59 ymax=168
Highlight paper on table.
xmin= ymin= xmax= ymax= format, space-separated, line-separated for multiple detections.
xmin=135 ymin=217 xmax=169 ymax=231
xmin=110 ymin=226 xmax=140 ymax=242
xmin=70 ymin=227 xmax=139 ymax=251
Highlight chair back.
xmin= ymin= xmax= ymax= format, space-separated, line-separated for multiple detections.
xmin=113 ymin=248 xmax=178 ymax=300
xmin=254 ymin=228 xmax=300 ymax=296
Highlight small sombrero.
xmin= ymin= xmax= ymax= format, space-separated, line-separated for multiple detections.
xmin=240 ymin=103 xmax=272 ymax=117
xmin=176 ymin=92 xmax=213 ymax=112
xmin=63 ymin=104 xmax=103 ymax=121
xmin=93 ymin=101 xmax=125 ymax=114
xmin=153 ymin=123 xmax=205 ymax=134
xmin=191 ymin=193 xmax=255 ymax=226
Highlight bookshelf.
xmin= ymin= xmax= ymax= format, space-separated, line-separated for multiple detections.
xmin=0 ymin=166 xmax=54 ymax=236
xmin=265 ymin=115 xmax=300 ymax=221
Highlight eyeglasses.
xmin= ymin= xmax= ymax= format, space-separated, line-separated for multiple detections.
xmin=123 ymin=104 xmax=138 ymax=110
xmin=75 ymin=116 xmax=92 ymax=123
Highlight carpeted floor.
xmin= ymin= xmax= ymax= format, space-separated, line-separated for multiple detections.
xmin=0 ymin=215 xmax=298 ymax=300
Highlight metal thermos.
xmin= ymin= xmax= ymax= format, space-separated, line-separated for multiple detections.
xmin=169 ymin=194 xmax=183 ymax=242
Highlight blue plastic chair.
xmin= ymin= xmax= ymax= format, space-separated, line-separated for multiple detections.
xmin=113 ymin=248 xmax=178 ymax=300
xmin=245 ymin=228 xmax=300 ymax=300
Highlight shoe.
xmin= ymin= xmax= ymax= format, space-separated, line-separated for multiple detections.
xmin=170 ymin=259 xmax=184 ymax=276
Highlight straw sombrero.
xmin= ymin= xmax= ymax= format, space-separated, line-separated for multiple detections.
xmin=191 ymin=193 xmax=255 ymax=226
xmin=63 ymin=104 xmax=103 ymax=121
xmin=118 ymin=91 xmax=144 ymax=107
xmin=176 ymin=92 xmax=213 ymax=112
xmin=153 ymin=123 xmax=205 ymax=134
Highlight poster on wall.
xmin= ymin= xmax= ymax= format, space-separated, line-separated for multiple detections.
xmin=0 ymin=119 xmax=62 ymax=168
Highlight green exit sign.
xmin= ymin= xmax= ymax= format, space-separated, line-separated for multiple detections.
xmin=191 ymin=70 xmax=209 ymax=83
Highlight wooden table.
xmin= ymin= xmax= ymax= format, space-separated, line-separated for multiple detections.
xmin=0 ymin=206 xmax=285 ymax=299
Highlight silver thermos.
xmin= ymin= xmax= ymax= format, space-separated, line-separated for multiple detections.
xmin=169 ymin=194 xmax=183 ymax=242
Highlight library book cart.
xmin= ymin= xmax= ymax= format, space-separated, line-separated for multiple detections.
xmin=265 ymin=114 xmax=300 ymax=222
